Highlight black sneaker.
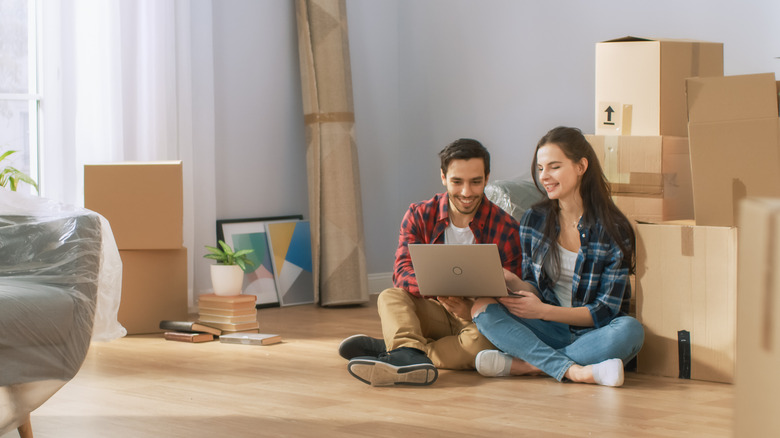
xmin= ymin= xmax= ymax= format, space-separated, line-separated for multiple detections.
xmin=338 ymin=334 xmax=386 ymax=360
xmin=347 ymin=347 xmax=438 ymax=387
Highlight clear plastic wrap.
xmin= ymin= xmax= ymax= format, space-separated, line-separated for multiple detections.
xmin=484 ymin=174 xmax=546 ymax=222
xmin=0 ymin=189 xmax=125 ymax=435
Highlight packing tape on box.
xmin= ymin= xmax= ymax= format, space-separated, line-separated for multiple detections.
xmin=610 ymin=172 xmax=664 ymax=197
xmin=603 ymin=136 xmax=621 ymax=182
xmin=603 ymin=137 xmax=664 ymax=196
xmin=763 ymin=209 xmax=779 ymax=351
xmin=691 ymin=43 xmax=701 ymax=77
xmin=303 ymin=112 xmax=355 ymax=125
xmin=680 ymin=226 xmax=694 ymax=257
xmin=622 ymin=104 xmax=632 ymax=136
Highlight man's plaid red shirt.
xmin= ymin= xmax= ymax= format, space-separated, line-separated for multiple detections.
xmin=392 ymin=193 xmax=522 ymax=297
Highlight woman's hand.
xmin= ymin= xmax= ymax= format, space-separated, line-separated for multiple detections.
xmin=503 ymin=269 xmax=539 ymax=296
xmin=498 ymin=291 xmax=549 ymax=320
xmin=437 ymin=296 xmax=474 ymax=321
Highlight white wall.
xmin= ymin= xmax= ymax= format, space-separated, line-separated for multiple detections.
xmin=205 ymin=0 xmax=780 ymax=290
xmin=211 ymin=1 xmax=308 ymax=220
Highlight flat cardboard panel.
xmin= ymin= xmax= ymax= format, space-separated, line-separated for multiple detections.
xmin=587 ymin=135 xmax=693 ymax=222
xmin=118 ymin=248 xmax=188 ymax=335
xmin=635 ymin=222 xmax=737 ymax=383
xmin=735 ymin=198 xmax=780 ymax=436
xmin=595 ymin=37 xmax=723 ymax=137
xmin=85 ymin=161 xmax=183 ymax=250
xmin=687 ymin=118 xmax=780 ymax=227
xmin=686 ymin=73 xmax=777 ymax=123
xmin=685 ymin=73 xmax=780 ymax=227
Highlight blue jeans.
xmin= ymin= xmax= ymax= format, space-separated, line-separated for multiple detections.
xmin=473 ymin=302 xmax=644 ymax=381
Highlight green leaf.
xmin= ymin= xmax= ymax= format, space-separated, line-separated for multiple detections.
xmin=0 ymin=150 xmax=16 ymax=162
xmin=233 ymin=249 xmax=254 ymax=258
xmin=217 ymin=240 xmax=234 ymax=256
xmin=0 ymin=153 xmax=39 ymax=193
xmin=204 ymin=245 xmax=224 ymax=255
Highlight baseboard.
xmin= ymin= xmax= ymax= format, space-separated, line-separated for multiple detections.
xmin=367 ymin=272 xmax=392 ymax=294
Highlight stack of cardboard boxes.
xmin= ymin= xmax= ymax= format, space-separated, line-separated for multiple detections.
xmin=589 ymin=37 xmax=780 ymax=385
xmin=637 ymin=73 xmax=780 ymax=384
xmin=85 ymin=161 xmax=188 ymax=334
xmin=588 ymin=36 xmax=723 ymax=223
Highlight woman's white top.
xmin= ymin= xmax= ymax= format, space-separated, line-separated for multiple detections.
xmin=445 ymin=223 xmax=476 ymax=245
xmin=544 ymin=244 xmax=578 ymax=307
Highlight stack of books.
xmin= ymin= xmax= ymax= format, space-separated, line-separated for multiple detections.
xmin=197 ymin=294 xmax=260 ymax=333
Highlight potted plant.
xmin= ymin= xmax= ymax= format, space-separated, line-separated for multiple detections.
xmin=203 ymin=240 xmax=255 ymax=296
xmin=0 ymin=150 xmax=39 ymax=193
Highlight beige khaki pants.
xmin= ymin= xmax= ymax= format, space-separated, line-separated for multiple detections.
xmin=376 ymin=288 xmax=495 ymax=370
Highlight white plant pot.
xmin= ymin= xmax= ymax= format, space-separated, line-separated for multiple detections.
xmin=210 ymin=264 xmax=244 ymax=296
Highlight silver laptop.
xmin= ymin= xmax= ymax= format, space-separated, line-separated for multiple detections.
xmin=408 ymin=244 xmax=510 ymax=297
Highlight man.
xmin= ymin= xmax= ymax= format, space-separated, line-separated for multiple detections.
xmin=339 ymin=138 xmax=522 ymax=386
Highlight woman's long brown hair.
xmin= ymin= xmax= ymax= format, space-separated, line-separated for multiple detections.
xmin=530 ymin=126 xmax=636 ymax=283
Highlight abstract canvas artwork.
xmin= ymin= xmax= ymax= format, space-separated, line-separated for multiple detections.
xmin=267 ymin=220 xmax=314 ymax=306
xmin=217 ymin=216 xmax=302 ymax=307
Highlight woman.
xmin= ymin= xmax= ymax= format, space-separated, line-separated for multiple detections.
xmin=471 ymin=126 xmax=644 ymax=387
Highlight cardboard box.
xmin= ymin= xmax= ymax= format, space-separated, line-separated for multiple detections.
xmin=587 ymin=135 xmax=693 ymax=222
xmin=735 ymin=198 xmax=780 ymax=436
xmin=685 ymin=73 xmax=780 ymax=227
xmin=595 ymin=36 xmax=723 ymax=137
xmin=85 ymin=161 xmax=183 ymax=250
xmin=118 ymin=248 xmax=188 ymax=334
xmin=635 ymin=221 xmax=737 ymax=383
xmin=634 ymin=75 xmax=780 ymax=384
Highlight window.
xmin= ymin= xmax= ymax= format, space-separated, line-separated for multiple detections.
xmin=0 ymin=0 xmax=39 ymax=193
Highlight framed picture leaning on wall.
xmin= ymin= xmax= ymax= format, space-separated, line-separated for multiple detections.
xmin=216 ymin=215 xmax=303 ymax=307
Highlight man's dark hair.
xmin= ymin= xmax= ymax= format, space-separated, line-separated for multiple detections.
xmin=438 ymin=138 xmax=490 ymax=176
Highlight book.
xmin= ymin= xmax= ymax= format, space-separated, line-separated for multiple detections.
xmin=198 ymin=320 xmax=260 ymax=332
xmin=198 ymin=304 xmax=256 ymax=316
xmin=164 ymin=331 xmax=215 ymax=343
xmin=219 ymin=333 xmax=281 ymax=346
xmin=227 ymin=328 xmax=261 ymax=334
xmin=159 ymin=320 xmax=222 ymax=336
xmin=198 ymin=294 xmax=257 ymax=308
xmin=198 ymin=312 xmax=257 ymax=324
xmin=195 ymin=307 xmax=257 ymax=317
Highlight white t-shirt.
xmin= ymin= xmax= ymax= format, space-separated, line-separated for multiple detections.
xmin=544 ymin=244 xmax=578 ymax=307
xmin=445 ymin=223 xmax=476 ymax=245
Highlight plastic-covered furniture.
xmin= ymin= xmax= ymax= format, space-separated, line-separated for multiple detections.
xmin=0 ymin=190 xmax=125 ymax=437
xmin=484 ymin=174 xmax=545 ymax=222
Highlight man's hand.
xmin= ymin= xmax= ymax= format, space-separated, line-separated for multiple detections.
xmin=497 ymin=291 xmax=548 ymax=320
xmin=437 ymin=296 xmax=474 ymax=321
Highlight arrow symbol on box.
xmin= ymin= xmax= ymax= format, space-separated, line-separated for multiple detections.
xmin=604 ymin=106 xmax=615 ymax=125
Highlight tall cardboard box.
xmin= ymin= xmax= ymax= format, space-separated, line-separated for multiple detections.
xmin=636 ymin=221 xmax=736 ymax=383
xmin=595 ymin=36 xmax=723 ymax=137
xmin=586 ymin=135 xmax=693 ymax=223
xmin=85 ymin=161 xmax=183 ymax=250
xmin=635 ymin=73 xmax=780 ymax=383
xmin=735 ymin=198 xmax=780 ymax=437
xmin=85 ymin=161 xmax=187 ymax=334
xmin=118 ymin=249 xmax=188 ymax=334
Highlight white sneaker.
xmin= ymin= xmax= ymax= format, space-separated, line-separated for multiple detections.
xmin=475 ymin=350 xmax=513 ymax=377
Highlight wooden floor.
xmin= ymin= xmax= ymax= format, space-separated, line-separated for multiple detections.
xmin=5 ymin=295 xmax=734 ymax=438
